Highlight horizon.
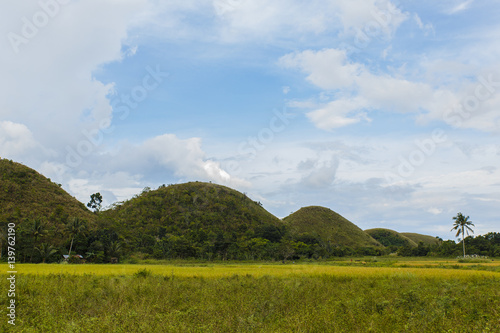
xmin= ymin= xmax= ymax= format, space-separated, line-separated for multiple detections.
xmin=1 ymin=1 xmax=499 ymax=241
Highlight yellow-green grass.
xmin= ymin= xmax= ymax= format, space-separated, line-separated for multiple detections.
xmin=14 ymin=263 xmax=500 ymax=279
xmin=4 ymin=262 xmax=500 ymax=332
xmin=393 ymin=260 xmax=500 ymax=266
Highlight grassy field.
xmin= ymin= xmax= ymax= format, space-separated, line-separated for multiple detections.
xmin=2 ymin=259 xmax=499 ymax=332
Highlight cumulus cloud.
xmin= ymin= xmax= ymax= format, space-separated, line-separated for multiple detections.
xmin=281 ymin=47 xmax=500 ymax=132
xmin=55 ymin=133 xmax=250 ymax=203
xmin=306 ymin=98 xmax=369 ymax=130
xmin=0 ymin=121 xmax=39 ymax=158
xmin=0 ymin=0 xmax=147 ymax=154
xmin=137 ymin=134 xmax=249 ymax=187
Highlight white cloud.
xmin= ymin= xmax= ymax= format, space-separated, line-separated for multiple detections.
xmin=447 ymin=0 xmax=475 ymax=15
xmin=0 ymin=0 xmax=147 ymax=154
xmin=137 ymin=0 xmax=407 ymax=46
xmin=279 ymin=49 xmax=362 ymax=90
xmin=306 ymin=98 xmax=369 ymax=130
xmin=0 ymin=121 xmax=40 ymax=159
xmin=281 ymin=47 xmax=500 ymax=132
xmin=335 ymin=0 xmax=408 ymax=37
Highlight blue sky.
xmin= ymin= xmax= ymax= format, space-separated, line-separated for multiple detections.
xmin=1 ymin=0 xmax=499 ymax=240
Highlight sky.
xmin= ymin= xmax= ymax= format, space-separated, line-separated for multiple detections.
xmin=1 ymin=0 xmax=499 ymax=240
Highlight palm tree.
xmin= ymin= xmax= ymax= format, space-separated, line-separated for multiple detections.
xmin=36 ymin=243 xmax=57 ymax=263
xmin=451 ymin=212 xmax=475 ymax=258
xmin=0 ymin=223 xmax=7 ymax=259
xmin=66 ymin=217 xmax=86 ymax=259
xmin=29 ymin=218 xmax=47 ymax=262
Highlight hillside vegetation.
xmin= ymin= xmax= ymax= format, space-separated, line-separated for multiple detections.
xmin=401 ymin=232 xmax=442 ymax=246
xmin=0 ymin=159 xmax=94 ymax=223
xmin=2 ymin=159 xmax=499 ymax=262
xmin=284 ymin=206 xmax=382 ymax=249
xmin=100 ymin=182 xmax=285 ymax=260
xmin=365 ymin=228 xmax=417 ymax=248
xmin=0 ymin=159 xmax=95 ymax=259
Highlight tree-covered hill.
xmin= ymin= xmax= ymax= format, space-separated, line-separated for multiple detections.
xmin=0 ymin=159 xmax=96 ymax=261
xmin=100 ymin=182 xmax=286 ymax=260
xmin=283 ymin=206 xmax=382 ymax=249
xmin=4 ymin=158 xmax=496 ymax=262
xmin=400 ymin=233 xmax=442 ymax=246
xmin=0 ymin=159 xmax=94 ymax=223
xmin=365 ymin=228 xmax=417 ymax=248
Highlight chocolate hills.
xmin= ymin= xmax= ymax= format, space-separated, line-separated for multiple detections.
xmin=1 ymin=158 xmax=449 ymax=262
xmin=365 ymin=228 xmax=417 ymax=248
xmin=0 ymin=159 xmax=94 ymax=222
xmin=100 ymin=181 xmax=285 ymax=259
xmin=401 ymin=233 xmax=442 ymax=246
xmin=283 ymin=206 xmax=382 ymax=248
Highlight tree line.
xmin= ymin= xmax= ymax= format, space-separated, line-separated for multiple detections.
xmin=2 ymin=216 xmax=499 ymax=263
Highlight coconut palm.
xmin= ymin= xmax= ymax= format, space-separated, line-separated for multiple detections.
xmin=36 ymin=243 xmax=57 ymax=263
xmin=66 ymin=217 xmax=86 ymax=259
xmin=451 ymin=212 xmax=474 ymax=258
xmin=29 ymin=218 xmax=47 ymax=262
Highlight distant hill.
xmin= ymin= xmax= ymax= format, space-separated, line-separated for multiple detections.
xmin=283 ymin=206 xmax=381 ymax=248
xmin=365 ymin=228 xmax=417 ymax=247
xmin=101 ymin=182 xmax=285 ymax=259
xmin=1 ymin=158 xmax=451 ymax=262
xmin=401 ymin=233 xmax=442 ymax=246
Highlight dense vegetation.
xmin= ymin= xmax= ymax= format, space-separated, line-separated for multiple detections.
xmin=1 ymin=158 xmax=500 ymax=263
xmin=4 ymin=262 xmax=499 ymax=332
xmin=99 ymin=181 xmax=286 ymax=261
xmin=400 ymin=232 xmax=442 ymax=246
xmin=366 ymin=228 xmax=418 ymax=252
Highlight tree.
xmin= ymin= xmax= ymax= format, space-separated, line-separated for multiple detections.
xmin=36 ymin=243 xmax=57 ymax=263
xmin=66 ymin=217 xmax=87 ymax=258
xmin=29 ymin=218 xmax=47 ymax=262
xmin=451 ymin=212 xmax=474 ymax=258
xmin=87 ymin=193 xmax=103 ymax=213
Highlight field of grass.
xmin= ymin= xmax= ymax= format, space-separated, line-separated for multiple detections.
xmin=2 ymin=259 xmax=499 ymax=332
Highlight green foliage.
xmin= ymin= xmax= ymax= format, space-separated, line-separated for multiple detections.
xmin=284 ymin=206 xmax=382 ymax=248
xmin=2 ymin=159 xmax=499 ymax=262
xmin=36 ymin=243 xmax=58 ymax=263
xmin=87 ymin=192 xmax=103 ymax=212
xmin=0 ymin=159 xmax=96 ymax=261
xmin=366 ymin=228 xmax=417 ymax=248
xmin=100 ymin=182 xmax=286 ymax=260
xmin=134 ymin=268 xmax=153 ymax=278
xmin=400 ymin=233 xmax=442 ymax=246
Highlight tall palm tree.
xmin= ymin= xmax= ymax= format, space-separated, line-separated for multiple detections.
xmin=29 ymin=218 xmax=47 ymax=262
xmin=451 ymin=212 xmax=474 ymax=258
xmin=66 ymin=217 xmax=86 ymax=259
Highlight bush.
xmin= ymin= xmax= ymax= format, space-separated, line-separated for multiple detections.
xmin=134 ymin=268 xmax=152 ymax=278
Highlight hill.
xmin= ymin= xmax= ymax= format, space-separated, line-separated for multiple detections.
xmin=401 ymin=233 xmax=442 ymax=246
xmin=283 ymin=206 xmax=381 ymax=248
xmin=101 ymin=182 xmax=285 ymax=259
xmin=0 ymin=159 xmax=96 ymax=258
xmin=365 ymin=228 xmax=417 ymax=248
xmin=0 ymin=159 xmax=95 ymax=224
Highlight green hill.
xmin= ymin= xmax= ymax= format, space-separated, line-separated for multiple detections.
xmin=0 ymin=159 xmax=96 ymax=259
xmin=0 ymin=159 xmax=95 ymax=225
xmin=101 ymin=182 xmax=285 ymax=259
xmin=365 ymin=228 xmax=417 ymax=247
xmin=401 ymin=233 xmax=442 ymax=246
xmin=283 ymin=206 xmax=381 ymax=248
